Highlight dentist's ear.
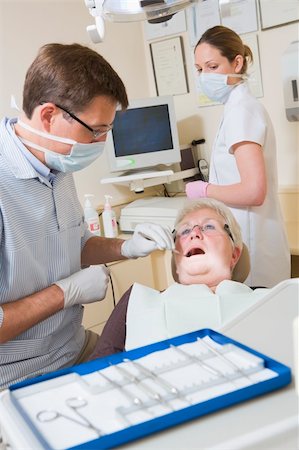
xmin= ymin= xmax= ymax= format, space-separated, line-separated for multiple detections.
xmin=39 ymin=103 xmax=56 ymax=131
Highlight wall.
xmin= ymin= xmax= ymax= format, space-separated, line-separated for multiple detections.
xmin=0 ymin=1 xmax=298 ymax=210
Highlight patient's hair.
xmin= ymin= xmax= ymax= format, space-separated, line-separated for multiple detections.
xmin=174 ymin=198 xmax=243 ymax=250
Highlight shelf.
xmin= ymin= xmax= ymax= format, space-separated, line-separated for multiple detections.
xmin=101 ymin=170 xmax=174 ymax=184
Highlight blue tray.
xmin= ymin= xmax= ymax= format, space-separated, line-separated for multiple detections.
xmin=9 ymin=328 xmax=291 ymax=450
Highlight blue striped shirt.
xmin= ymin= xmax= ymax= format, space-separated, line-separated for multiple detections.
xmin=0 ymin=117 xmax=92 ymax=388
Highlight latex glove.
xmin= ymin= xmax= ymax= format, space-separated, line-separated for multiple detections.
xmin=55 ymin=265 xmax=110 ymax=308
xmin=185 ymin=180 xmax=210 ymax=199
xmin=121 ymin=223 xmax=174 ymax=259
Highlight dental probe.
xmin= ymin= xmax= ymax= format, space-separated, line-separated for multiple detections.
xmin=97 ymin=370 xmax=142 ymax=406
xmin=113 ymin=363 xmax=175 ymax=411
xmin=123 ymin=359 xmax=192 ymax=406
xmin=123 ymin=358 xmax=178 ymax=394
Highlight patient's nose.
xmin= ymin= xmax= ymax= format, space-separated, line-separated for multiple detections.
xmin=191 ymin=225 xmax=204 ymax=239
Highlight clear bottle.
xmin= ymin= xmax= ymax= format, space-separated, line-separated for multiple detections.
xmin=102 ymin=195 xmax=118 ymax=238
xmin=84 ymin=194 xmax=101 ymax=236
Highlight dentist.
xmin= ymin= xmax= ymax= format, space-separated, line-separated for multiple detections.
xmin=186 ymin=26 xmax=290 ymax=288
xmin=0 ymin=43 xmax=173 ymax=389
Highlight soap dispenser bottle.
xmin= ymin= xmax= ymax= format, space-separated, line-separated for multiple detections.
xmin=102 ymin=195 xmax=118 ymax=238
xmin=84 ymin=194 xmax=101 ymax=236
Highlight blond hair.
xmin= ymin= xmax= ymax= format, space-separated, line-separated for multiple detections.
xmin=174 ymin=198 xmax=243 ymax=250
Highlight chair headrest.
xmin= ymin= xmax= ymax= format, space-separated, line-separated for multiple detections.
xmin=232 ymin=243 xmax=250 ymax=283
xmin=171 ymin=243 xmax=250 ymax=284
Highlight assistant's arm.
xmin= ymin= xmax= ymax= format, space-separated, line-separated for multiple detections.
xmin=206 ymin=141 xmax=267 ymax=207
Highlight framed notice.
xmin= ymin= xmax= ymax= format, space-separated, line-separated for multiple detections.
xmin=259 ymin=0 xmax=299 ymax=30
xmin=150 ymin=36 xmax=188 ymax=96
xmin=186 ymin=0 xmax=221 ymax=47
xmin=219 ymin=0 xmax=258 ymax=34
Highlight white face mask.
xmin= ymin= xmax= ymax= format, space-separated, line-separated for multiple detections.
xmin=199 ymin=72 xmax=245 ymax=104
xmin=17 ymin=119 xmax=105 ymax=172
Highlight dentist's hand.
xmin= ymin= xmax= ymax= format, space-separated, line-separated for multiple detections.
xmin=185 ymin=180 xmax=210 ymax=199
xmin=55 ymin=265 xmax=110 ymax=308
xmin=121 ymin=223 xmax=174 ymax=259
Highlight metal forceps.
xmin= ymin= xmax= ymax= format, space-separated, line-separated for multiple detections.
xmin=36 ymin=396 xmax=102 ymax=437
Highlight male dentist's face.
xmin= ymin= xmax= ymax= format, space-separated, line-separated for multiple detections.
xmin=15 ymin=95 xmax=117 ymax=164
xmin=174 ymin=208 xmax=239 ymax=289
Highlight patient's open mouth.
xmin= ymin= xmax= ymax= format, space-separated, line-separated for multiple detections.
xmin=185 ymin=248 xmax=205 ymax=257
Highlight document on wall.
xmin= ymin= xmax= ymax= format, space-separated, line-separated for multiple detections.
xmin=186 ymin=0 xmax=221 ymax=47
xmin=259 ymin=0 xmax=299 ymax=29
xmin=150 ymin=37 xmax=188 ymax=96
xmin=219 ymin=0 xmax=258 ymax=34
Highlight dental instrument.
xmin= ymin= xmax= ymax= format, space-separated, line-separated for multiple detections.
xmin=36 ymin=396 xmax=102 ymax=436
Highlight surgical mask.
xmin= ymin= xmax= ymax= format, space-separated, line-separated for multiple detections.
xmin=199 ymin=73 xmax=245 ymax=104
xmin=17 ymin=119 xmax=105 ymax=172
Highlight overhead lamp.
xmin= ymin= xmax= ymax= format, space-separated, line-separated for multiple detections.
xmin=85 ymin=0 xmax=198 ymax=42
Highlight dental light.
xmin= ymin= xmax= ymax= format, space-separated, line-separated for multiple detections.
xmin=85 ymin=0 xmax=197 ymax=42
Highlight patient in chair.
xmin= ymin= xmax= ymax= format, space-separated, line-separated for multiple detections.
xmin=91 ymin=198 xmax=269 ymax=359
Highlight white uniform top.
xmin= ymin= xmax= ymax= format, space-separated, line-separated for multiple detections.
xmin=209 ymin=83 xmax=290 ymax=287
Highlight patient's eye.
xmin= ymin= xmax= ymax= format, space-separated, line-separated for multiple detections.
xmin=203 ymin=223 xmax=216 ymax=232
xmin=180 ymin=227 xmax=192 ymax=236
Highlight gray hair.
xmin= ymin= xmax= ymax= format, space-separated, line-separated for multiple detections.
xmin=174 ymin=198 xmax=243 ymax=250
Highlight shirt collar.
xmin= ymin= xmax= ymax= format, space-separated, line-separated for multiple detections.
xmin=5 ymin=118 xmax=56 ymax=183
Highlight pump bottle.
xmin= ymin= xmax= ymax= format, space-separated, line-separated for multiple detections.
xmin=84 ymin=194 xmax=101 ymax=236
xmin=102 ymin=195 xmax=118 ymax=238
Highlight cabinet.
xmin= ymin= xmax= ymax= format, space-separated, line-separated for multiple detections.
xmin=278 ymin=187 xmax=299 ymax=277
xmin=82 ymin=255 xmax=155 ymax=334
xmin=278 ymin=187 xmax=299 ymax=256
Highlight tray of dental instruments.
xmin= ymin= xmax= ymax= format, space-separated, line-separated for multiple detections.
xmin=8 ymin=328 xmax=291 ymax=450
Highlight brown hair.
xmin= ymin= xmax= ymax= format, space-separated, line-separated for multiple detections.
xmin=195 ymin=25 xmax=253 ymax=74
xmin=23 ymin=43 xmax=128 ymax=118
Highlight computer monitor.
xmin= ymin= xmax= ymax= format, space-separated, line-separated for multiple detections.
xmin=106 ymin=95 xmax=181 ymax=173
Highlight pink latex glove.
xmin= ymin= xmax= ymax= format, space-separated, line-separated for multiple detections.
xmin=185 ymin=180 xmax=210 ymax=199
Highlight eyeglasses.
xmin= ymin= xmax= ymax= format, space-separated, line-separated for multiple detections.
xmin=173 ymin=220 xmax=234 ymax=243
xmin=55 ymin=104 xmax=113 ymax=139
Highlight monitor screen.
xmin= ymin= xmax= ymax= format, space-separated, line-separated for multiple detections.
xmin=106 ymin=95 xmax=181 ymax=173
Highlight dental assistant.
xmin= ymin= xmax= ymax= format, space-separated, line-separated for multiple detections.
xmin=0 ymin=43 xmax=174 ymax=389
xmin=186 ymin=25 xmax=290 ymax=288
